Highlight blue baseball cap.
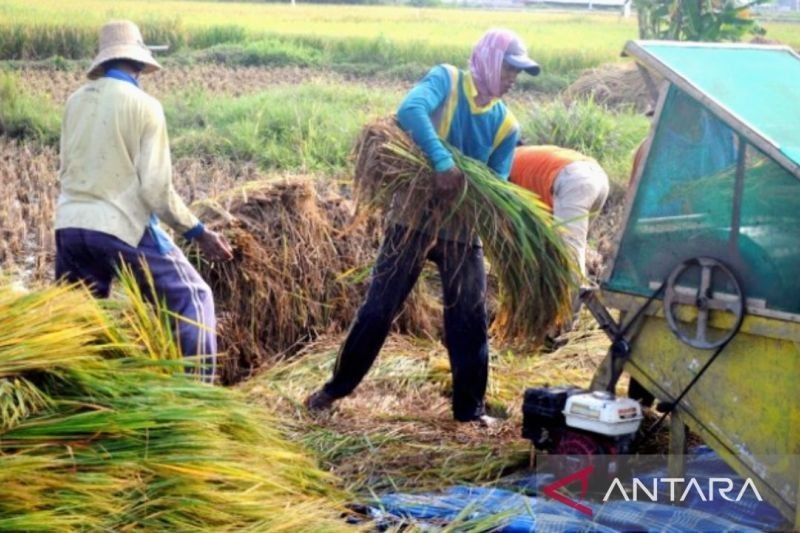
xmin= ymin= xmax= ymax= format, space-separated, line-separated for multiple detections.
xmin=503 ymin=36 xmax=540 ymax=76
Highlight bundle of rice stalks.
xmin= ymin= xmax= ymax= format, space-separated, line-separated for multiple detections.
xmin=0 ymin=281 xmax=350 ymax=531
xmin=353 ymin=118 xmax=576 ymax=342
xmin=190 ymin=177 xmax=439 ymax=384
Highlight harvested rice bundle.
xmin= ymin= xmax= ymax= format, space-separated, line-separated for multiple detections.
xmin=0 ymin=281 xmax=349 ymax=532
xmin=190 ymin=177 xmax=439 ymax=383
xmin=353 ymin=118 xmax=576 ymax=341
xmin=563 ymin=62 xmax=657 ymax=113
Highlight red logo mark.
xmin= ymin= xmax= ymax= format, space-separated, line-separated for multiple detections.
xmin=542 ymin=465 xmax=594 ymax=517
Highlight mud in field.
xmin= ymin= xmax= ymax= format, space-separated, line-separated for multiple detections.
xmin=15 ymin=61 xmax=553 ymax=110
xmin=16 ymin=64 xmax=403 ymax=104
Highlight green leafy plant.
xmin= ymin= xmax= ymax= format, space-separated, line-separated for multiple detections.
xmin=0 ymin=72 xmax=60 ymax=143
xmin=634 ymin=0 xmax=767 ymax=41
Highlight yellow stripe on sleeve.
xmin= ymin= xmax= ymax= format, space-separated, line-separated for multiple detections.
xmin=492 ymin=109 xmax=518 ymax=150
xmin=437 ymin=64 xmax=460 ymax=139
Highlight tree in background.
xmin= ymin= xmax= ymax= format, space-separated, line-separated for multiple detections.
xmin=634 ymin=0 xmax=767 ymax=41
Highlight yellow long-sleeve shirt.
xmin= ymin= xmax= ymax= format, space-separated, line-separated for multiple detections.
xmin=56 ymin=77 xmax=199 ymax=248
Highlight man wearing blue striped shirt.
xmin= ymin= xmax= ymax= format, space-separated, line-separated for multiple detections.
xmin=306 ymin=29 xmax=540 ymax=425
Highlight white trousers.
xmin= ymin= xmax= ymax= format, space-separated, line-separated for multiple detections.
xmin=553 ymin=161 xmax=610 ymax=322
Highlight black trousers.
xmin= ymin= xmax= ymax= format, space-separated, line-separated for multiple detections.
xmin=324 ymin=224 xmax=489 ymax=421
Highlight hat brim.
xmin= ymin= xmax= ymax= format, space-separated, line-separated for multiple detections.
xmin=504 ymin=54 xmax=540 ymax=76
xmin=87 ymin=44 xmax=162 ymax=79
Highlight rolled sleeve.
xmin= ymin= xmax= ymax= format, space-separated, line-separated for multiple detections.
xmin=183 ymin=222 xmax=205 ymax=241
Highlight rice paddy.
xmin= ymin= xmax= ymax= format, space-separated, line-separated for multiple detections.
xmin=0 ymin=3 xmax=636 ymax=67
xmin=3 ymin=0 xmax=797 ymax=92
xmin=1 ymin=0 xmax=792 ymax=529
xmin=0 ymin=281 xmax=351 ymax=531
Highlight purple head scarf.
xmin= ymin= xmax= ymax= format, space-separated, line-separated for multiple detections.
xmin=469 ymin=29 xmax=520 ymax=104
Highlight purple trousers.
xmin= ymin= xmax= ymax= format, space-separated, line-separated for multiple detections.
xmin=55 ymin=228 xmax=217 ymax=383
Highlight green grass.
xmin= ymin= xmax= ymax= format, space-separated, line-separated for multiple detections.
xmin=0 ymin=72 xmax=60 ymax=144
xmin=3 ymin=1 xmax=796 ymax=58
xmin=165 ymin=83 xmax=401 ymax=172
xmin=3 ymin=2 xmax=794 ymax=89
xmin=0 ymin=2 xmax=638 ymax=79
xmin=0 ymin=74 xmax=401 ymax=172
xmin=0 ymin=68 xmax=646 ymax=184
xmin=518 ymin=97 xmax=650 ymax=187
xmin=185 ymin=23 xmax=247 ymax=49
xmin=195 ymin=37 xmax=324 ymax=68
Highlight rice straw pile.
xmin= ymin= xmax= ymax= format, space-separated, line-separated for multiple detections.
xmin=244 ymin=335 xmax=532 ymax=495
xmin=245 ymin=321 xmax=613 ymax=497
xmin=353 ymin=118 xmax=576 ymax=341
xmin=563 ymin=62 xmax=657 ymax=113
xmin=0 ymin=280 xmax=350 ymax=531
xmin=190 ymin=177 xmax=439 ymax=383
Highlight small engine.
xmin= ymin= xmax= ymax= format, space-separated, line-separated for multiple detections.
xmin=522 ymin=387 xmax=643 ymax=456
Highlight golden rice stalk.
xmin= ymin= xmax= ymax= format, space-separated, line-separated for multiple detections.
xmin=0 ymin=377 xmax=50 ymax=431
xmin=353 ymin=118 xmax=577 ymax=341
xmin=187 ymin=177 xmax=440 ymax=383
xmin=0 ymin=281 xmax=352 ymax=531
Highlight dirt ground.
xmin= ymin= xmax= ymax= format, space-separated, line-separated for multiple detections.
xmin=15 ymin=63 xmax=404 ymax=103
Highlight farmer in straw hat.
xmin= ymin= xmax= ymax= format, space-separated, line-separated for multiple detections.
xmin=306 ymin=29 xmax=539 ymax=425
xmin=55 ymin=20 xmax=233 ymax=383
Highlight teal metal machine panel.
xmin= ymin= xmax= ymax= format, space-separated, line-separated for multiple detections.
xmin=636 ymin=42 xmax=800 ymax=169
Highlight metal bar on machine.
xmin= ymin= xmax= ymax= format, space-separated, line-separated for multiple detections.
xmin=729 ymin=135 xmax=747 ymax=252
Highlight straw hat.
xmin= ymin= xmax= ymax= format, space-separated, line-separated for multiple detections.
xmin=87 ymin=20 xmax=162 ymax=79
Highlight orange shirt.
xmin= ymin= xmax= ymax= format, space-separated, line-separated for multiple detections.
xmin=509 ymin=145 xmax=592 ymax=209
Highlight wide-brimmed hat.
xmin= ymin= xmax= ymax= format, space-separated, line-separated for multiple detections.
xmin=87 ymin=20 xmax=162 ymax=79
